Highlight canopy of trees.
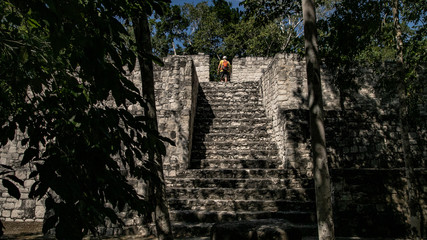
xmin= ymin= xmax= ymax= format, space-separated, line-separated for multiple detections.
xmin=151 ymin=0 xmax=425 ymax=85
xmin=150 ymin=0 xmax=297 ymax=79
xmin=0 ymin=0 xmax=171 ymax=238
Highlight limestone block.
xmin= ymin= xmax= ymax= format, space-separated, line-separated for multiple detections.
xmin=124 ymin=219 xmax=135 ymax=226
xmin=11 ymin=209 xmax=25 ymax=219
xmin=23 ymin=199 xmax=36 ymax=209
xmin=0 ymin=157 xmax=7 ymax=165
xmin=16 ymin=170 xmax=28 ymax=180
xmin=2 ymin=210 xmax=11 ymax=218
xmin=35 ymin=205 xmax=45 ymax=219
xmin=23 ymin=179 xmax=35 ymax=189
xmin=211 ymin=220 xmax=302 ymax=240
xmin=11 ymin=152 xmax=19 ymax=159
xmin=20 ymin=193 xmax=29 ymax=199
xmin=2 ymin=202 xmax=15 ymax=210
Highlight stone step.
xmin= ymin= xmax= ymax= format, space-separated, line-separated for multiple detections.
xmin=167 ymin=187 xmax=315 ymax=201
xmin=172 ymin=222 xmax=212 ymax=238
xmin=199 ymin=92 xmax=261 ymax=99
xmin=190 ymin=150 xmax=278 ymax=161
xmin=194 ymin=117 xmax=270 ymax=125
xmin=191 ymin=148 xmax=278 ymax=158
xmin=199 ymin=85 xmax=260 ymax=92
xmin=191 ymin=138 xmax=275 ymax=146
xmin=170 ymin=210 xmax=316 ymax=225
xmin=195 ymin=109 xmax=266 ymax=118
xmin=168 ymin=199 xmax=315 ymax=212
xmin=197 ymin=94 xmax=261 ymax=102
xmin=194 ymin=122 xmax=271 ymax=129
xmin=199 ymin=81 xmax=260 ymax=90
xmin=193 ymin=126 xmax=272 ymax=135
xmin=198 ymin=97 xmax=262 ymax=104
xmin=192 ymin=132 xmax=272 ymax=142
xmin=171 ymin=221 xmax=318 ymax=239
xmin=166 ymin=177 xmax=312 ymax=189
xmin=196 ymin=103 xmax=265 ymax=111
xmin=172 ymin=169 xmax=308 ymax=180
xmin=198 ymin=88 xmax=260 ymax=94
xmin=190 ymin=158 xmax=279 ymax=169
xmin=190 ymin=146 xmax=278 ymax=155
xmin=200 ymin=97 xmax=262 ymax=104
xmin=193 ymin=124 xmax=271 ymax=134
xmin=194 ymin=110 xmax=267 ymax=119
xmin=191 ymin=142 xmax=277 ymax=151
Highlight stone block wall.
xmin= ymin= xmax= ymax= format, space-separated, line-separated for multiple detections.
xmin=259 ymin=54 xmax=295 ymax=169
xmin=259 ymin=54 xmax=340 ymax=170
xmin=319 ymin=68 xmax=424 ymax=237
xmin=128 ymin=54 xmax=206 ymax=176
xmin=190 ymin=53 xmax=210 ymax=83
xmin=231 ymin=56 xmax=272 ymax=82
xmin=0 ymin=133 xmax=45 ymax=222
xmin=152 ymin=55 xmax=200 ymax=176
xmin=258 ymin=54 xmax=427 ymax=238
xmin=0 ymin=52 xmax=426 ymax=238
xmin=331 ymin=169 xmax=409 ymax=237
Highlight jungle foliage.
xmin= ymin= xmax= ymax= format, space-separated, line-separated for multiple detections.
xmin=150 ymin=0 xmax=425 ymax=87
xmin=0 ymin=0 xmax=171 ymax=239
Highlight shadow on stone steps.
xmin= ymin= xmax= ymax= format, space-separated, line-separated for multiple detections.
xmin=210 ymin=219 xmax=302 ymax=240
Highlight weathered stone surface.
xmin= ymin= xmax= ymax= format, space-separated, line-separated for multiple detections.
xmin=232 ymin=57 xmax=272 ymax=82
xmin=0 ymin=53 xmax=426 ymax=239
xmin=210 ymin=219 xmax=302 ymax=240
xmin=166 ymin=80 xmax=316 ymax=238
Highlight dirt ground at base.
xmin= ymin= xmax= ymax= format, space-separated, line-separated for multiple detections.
xmin=1 ymin=222 xmax=44 ymax=240
xmin=0 ymin=222 xmax=157 ymax=240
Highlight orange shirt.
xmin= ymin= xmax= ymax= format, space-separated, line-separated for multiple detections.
xmin=218 ymin=60 xmax=230 ymax=72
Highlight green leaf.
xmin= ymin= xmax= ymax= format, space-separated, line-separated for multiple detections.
xmin=29 ymin=171 xmax=39 ymax=178
xmin=156 ymin=139 xmax=166 ymax=156
xmin=21 ymin=138 xmax=30 ymax=146
xmin=0 ymin=219 xmax=4 ymax=237
xmin=2 ymin=179 xmax=21 ymax=199
xmin=29 ymin=181 xmax=40 ymax=199
xmin=19 ymin=47 xmax=29 ymax=63
xmin=0 ymin=164 xmax=13 ymax=171
xmin=27 ymin=17 xmax=41 ymax=28
xmin=148 ymin=54 xmax=165 ymax=67
xmin=21 ymin=147 xmax=38 ymax=166
xmin=158 ymin=135 xmax=175 ymax=146
xmin=6 ymin=175 xmax=24 ymax=186
xmin=42 ymin=215 xmax=58 ymax=234
xmin=30 ymin=180 xmax=48 ymax=200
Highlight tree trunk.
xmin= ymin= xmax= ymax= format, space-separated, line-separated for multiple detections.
xmin=392 ymin=0 xmax=421 ymax=238
xmin=132 ymin=15 xmax=174 ymax=240
xmin=301 ymin=0 xmax=335 ymax=239
xmin=172 ymin=42 xmax=177 ymax=55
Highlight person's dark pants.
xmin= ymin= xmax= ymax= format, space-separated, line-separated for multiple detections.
xmin=220 ymin=71 xmax=230 ymax=81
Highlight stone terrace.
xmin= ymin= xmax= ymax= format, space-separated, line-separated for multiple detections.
xmin=0 ymin=54 xmax=426 ymax=239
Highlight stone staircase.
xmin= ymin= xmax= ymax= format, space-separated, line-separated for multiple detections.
xmin=166 ymin=81 xmax=317 ymax=238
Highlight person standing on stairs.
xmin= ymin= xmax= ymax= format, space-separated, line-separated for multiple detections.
xmin=217 ymin=56 xmax=231 ymax=82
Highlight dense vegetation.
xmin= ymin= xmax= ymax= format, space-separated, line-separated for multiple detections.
xmin=0 ymin=0 xmax=172 ymax=239
xmin=152 ymin=0 xmax=425 ymax=86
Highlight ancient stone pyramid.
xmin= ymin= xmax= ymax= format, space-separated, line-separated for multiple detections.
xmin=166 ymin=81 xmax=317 ymax=238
